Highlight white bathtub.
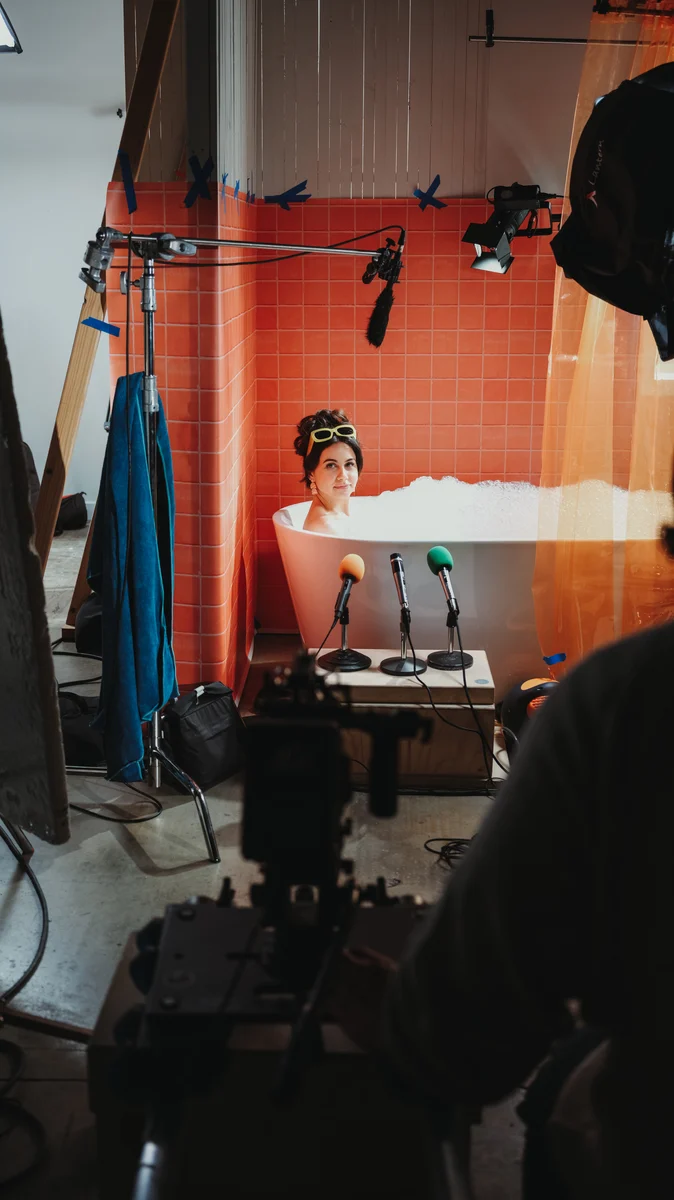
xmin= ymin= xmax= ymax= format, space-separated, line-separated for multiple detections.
xmin=273 ymin=494 xmax=545 ymax=698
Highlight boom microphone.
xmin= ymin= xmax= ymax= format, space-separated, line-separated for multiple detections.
xmin=317 ymin=555 xmax=371 ymax=673
xmin=426 ymin=546 xmax=473 ymax=671
xmin=365 ymin=230 xmax=405 ymax=348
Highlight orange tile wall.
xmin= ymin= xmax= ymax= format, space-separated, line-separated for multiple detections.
xmin=104 ymin=187 xmax=555 ymax=663
xmin=254 ymin=198 xmax=555 ymax=631
xmin=106 ymin=182 xmax=257 ymax=693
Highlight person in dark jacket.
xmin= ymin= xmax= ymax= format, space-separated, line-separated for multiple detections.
xmin=334 ymin=520 xmax=674 ymax=1199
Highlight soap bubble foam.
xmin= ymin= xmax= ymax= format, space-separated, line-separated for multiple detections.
xmin=289 ymin=477 xmax=673 ymax=542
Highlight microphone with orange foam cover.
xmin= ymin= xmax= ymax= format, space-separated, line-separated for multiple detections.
xmin=335 ymin=554 xmax=365 ymax=618
xmin=339 ymin=554 xmax=365 ymax=582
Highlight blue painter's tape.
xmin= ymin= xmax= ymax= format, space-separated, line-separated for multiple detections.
xmin=220 ymin=171 xmax=228 ymax=209
xmin=233 ymin=179 xmax=240 ymax=203
xmin=184 ymin=155 xmax=214 ymax=208
xmin=414 ymin=174 xmax=447 ymax=211
xmin=82 ymin=317 xmax=120 ymax=337
xmin=543 ymin=652 xmax=566 ymax=666
xmin=117 ymin=150 xmax=137 ymax=214
xmin=264 ymin=179 xmax=311 ymax=211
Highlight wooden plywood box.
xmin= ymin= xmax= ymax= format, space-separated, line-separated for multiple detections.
xmin=314 ymin=650 xmax=495 ymax=787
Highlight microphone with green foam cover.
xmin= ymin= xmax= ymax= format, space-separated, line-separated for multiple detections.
xmin=427 ymin=545 xmax=459 ymax=615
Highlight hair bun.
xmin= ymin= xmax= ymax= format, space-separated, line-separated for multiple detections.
xmin=293 ymin=409 xmax=351 ymax=458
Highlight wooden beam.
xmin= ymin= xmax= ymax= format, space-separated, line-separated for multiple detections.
xmin=35 ymin=0 xmax=182 ymax=573
xmin=62 ymin=513 xmax=96 ymax=640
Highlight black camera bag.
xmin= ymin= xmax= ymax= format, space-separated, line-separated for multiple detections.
xmin=162 ymin=682 xmax=246 ymax=792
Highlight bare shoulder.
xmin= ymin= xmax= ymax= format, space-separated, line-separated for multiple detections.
xmin=303 ymin=508 xmax=347 ymax=536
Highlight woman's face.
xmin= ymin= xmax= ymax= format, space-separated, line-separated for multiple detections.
xmin=311 ymin=441 xmax=359 ymax=501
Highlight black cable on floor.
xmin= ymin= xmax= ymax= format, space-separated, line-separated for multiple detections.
xmin=57 ymin=675 xmax=102 ymax=689
xmin=0 ymin=1038 xmax=48 ymax=1187
xmin=424 ymin=837 xmax=473 ymax=870
xmin=0 ymin=827 xmax=49 ymax=1009
xmin=0 ymin=827 xmax=51 ymax=1185
xmin=69 ymin=781 xmax=164 ymax=824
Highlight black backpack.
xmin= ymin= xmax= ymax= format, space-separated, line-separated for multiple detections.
xmin=58 ymin=692 xmax=105 ymax=768
xmin=55 ymin=491 xmax=88 ymax=535
xmin=551 ymin=62 xmax=674 ymax=360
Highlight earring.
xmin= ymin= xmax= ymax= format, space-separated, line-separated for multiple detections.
xmin=310 ymin=480 xmax=318 ymax=496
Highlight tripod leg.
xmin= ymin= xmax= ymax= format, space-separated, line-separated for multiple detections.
xmin=150 ymin=745 xmax=220 ymax=864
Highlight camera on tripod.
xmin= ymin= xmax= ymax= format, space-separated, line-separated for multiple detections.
xmin=116 ymin=653 xmax=432 ymax=1067
xmin=86 ymin=656 xmax=446 ymax=1199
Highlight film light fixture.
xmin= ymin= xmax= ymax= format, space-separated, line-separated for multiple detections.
xmin=462 ymin=183 xmax=561 ymax=274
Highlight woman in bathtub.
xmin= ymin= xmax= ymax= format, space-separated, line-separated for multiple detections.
xmin=294 ymin=410 xmax=362 ymax=534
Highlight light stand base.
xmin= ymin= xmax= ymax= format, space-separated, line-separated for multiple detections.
xmin=317 ymin=647 xmax=372 ymax=672
xmin=380 ymin=655 xmax=427 ymax=676
xmin=149 ymin=741 xmax=221 ymax=864
xmin=426 ymin=650 xmax=474 ymax=671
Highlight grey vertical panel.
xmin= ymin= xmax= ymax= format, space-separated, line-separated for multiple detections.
xmin=372 ymin=0 xmax=410 ymax=198
xmin=428 ymin=0 xmax=452 ymax=198
xmin=344 ymin=0 xmax=366 ymax=198
xmin=293 ymin=0 xmax=320 ymax=196
xmin=408 ymin=0 xmax=434 ymax=193
xmin=258 ymin=0 xmax=489 ymax=197
xmin=361 ymin=0 xmax=377 ymax=199
xmin=260 ymin=0 xmax=287 ymax=195
xmin=316 ymin=0 xmax=332 ymax=196
xmin=461 ymin=0 xmax=488 ymax=196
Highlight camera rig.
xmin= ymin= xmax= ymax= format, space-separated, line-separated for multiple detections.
xmin=99 ymin=655 xmax=435 ymax=1198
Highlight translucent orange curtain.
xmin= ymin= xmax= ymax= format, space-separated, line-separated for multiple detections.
xmin=533 ymin=3 xmax=674 ymax=676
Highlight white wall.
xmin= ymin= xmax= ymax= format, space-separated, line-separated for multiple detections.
xmin=485 ymin=0 xmax=592 ymax=195
xmin=0 ymin=0 xmax=125 ymax=498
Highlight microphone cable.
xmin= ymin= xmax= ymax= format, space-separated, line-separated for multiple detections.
xmin=314 ymin=616 xmax=338 ymax=662
xmin=404 ymin=624 xmax=509 ymax=781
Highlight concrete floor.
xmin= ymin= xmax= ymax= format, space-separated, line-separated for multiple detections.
xmin=0 ymin=530 xmax=524 ymax=1198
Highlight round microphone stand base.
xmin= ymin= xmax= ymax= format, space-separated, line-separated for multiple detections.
xmin=380 ymin=655 xmax=427 ymax=676
xmin=317 ymin=647 xmax=372 ymax=672
xmin=427 ymin=650 xmax=474 ymax=671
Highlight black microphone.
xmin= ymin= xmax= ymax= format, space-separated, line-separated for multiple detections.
xmin=381 ymin=550 xmax=427 ymax=676
xmin=389 ymin=552 xmax=410 ymax=616
xmin=333 ymin=553 xmax=365 ymax=620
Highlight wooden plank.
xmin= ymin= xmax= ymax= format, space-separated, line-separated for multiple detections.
xmin=62 ymin=515 xmax=96 ymax=638
xmin=113 ymin=0 xmax=182 ymax=182
xmin=35 ymin=0 xmax=182 ymax=572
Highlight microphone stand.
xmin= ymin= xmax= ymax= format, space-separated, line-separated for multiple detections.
xmin=427 ymin=607 xmax=473 ymax=671
xmin=381 ymin=608 xmax=427 ymax=676
xmin=317 ymin=606 xmax=371 ymax=672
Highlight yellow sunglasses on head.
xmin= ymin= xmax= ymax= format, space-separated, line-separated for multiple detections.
xmin=307 ymin=424 xmax=357 ymax=452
